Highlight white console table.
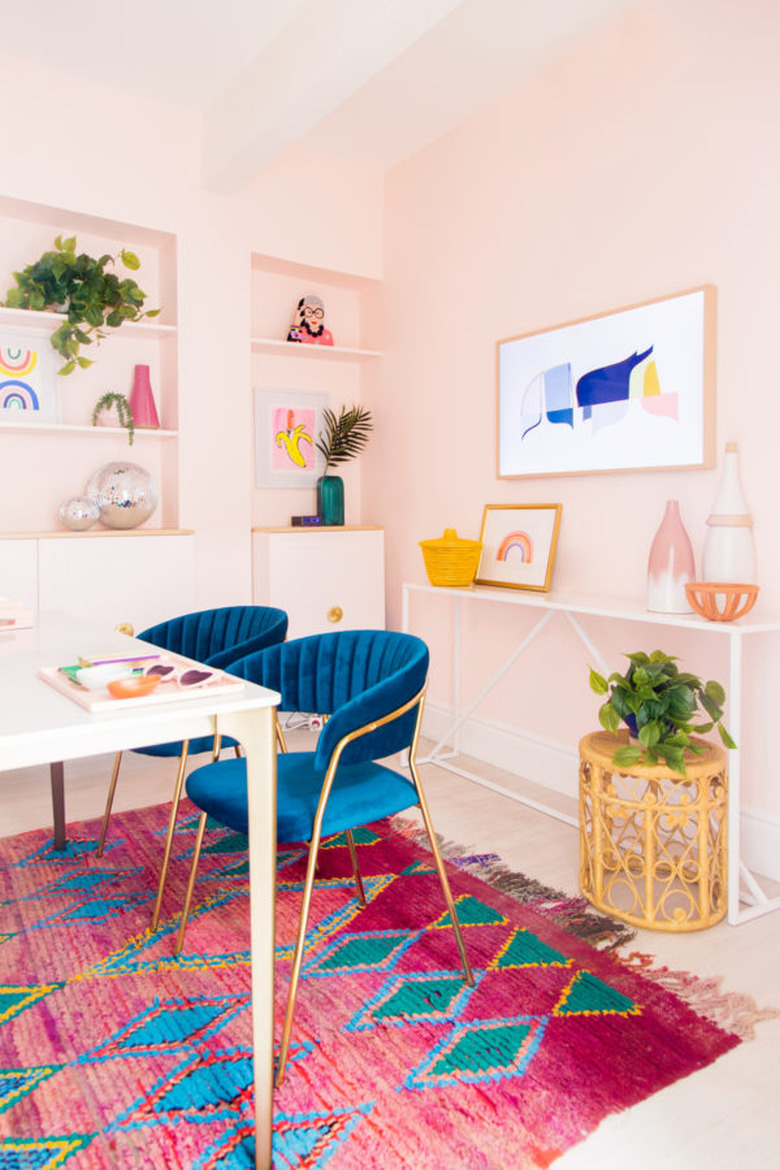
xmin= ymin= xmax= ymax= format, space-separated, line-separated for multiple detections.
xmin=402 ymin=581 xmax=780 ymax=927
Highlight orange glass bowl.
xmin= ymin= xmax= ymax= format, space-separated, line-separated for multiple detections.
xmin=685 ymin=581 xmax=759 ymax=622
xmin=107 ymin=674 xmax=163 ymax=700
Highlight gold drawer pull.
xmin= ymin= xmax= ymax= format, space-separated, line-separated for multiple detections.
xmin=327 ymin=606 xmax=344 ymax=624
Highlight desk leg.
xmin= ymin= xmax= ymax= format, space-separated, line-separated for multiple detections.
xmin=50 ymin=761 xmax=66 ymax=851
xmin=218 ymin=706 xmax=277 ymax=1170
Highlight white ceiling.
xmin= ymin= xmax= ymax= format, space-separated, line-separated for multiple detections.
xmin=2 ymin=0 xmax=640 ymax=190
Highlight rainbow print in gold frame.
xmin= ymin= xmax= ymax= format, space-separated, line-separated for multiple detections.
xmin=475 ymin=504 xmax=562 ymax=592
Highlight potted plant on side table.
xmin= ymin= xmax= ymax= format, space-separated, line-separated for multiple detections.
xmin=580 ymin=649 xmax=736 ymax=931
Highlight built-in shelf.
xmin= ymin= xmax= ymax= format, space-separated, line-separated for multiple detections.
xmin=0 ymin=422 xmax=178 ymax=439
xmin=0 ymin=528 xmax=193 ymax=540
xmin=250 ymin=336 xmax=382 ymax=362
xmin=0 ymin=305 xmax=177 ymax=340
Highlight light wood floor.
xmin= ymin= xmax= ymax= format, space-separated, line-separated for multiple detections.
xmin=1 ymin=737 xmax=778 ymax=1169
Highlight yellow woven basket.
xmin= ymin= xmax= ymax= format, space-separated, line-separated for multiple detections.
xmin=419 ymin=528 xmax=483 ymax=587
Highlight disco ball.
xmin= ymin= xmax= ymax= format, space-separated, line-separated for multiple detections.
xmin=58 ymin=496 xmax=100 ymax=531
xmin=85 ymin=462 xmax=159 ymax=530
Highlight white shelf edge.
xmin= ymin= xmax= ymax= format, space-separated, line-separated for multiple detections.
xmin=0 ymin=305 xmax=177 ymax=339
xmin=250 ymin=336 xmax=382 ymax=361
xmin=0 ymin=423 xmax=177 ymax=438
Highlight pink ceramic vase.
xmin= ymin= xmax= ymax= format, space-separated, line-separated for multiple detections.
xmin=646 ymin=500 xmax=695 ymax=613
xmin=128 ymin=364 xmax=160 ymax=429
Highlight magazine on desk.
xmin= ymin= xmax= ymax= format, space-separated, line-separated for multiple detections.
xmin=38 ymin=649 xmax=245 ymax=713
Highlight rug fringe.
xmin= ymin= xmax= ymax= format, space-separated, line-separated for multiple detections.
xmin=618 ymin=951 xmax=780 ymax=1041
xmin=391 ymin=817 xmax=637 ymax=952
xmin=392 ymin=816 xmax=780 ymax=1041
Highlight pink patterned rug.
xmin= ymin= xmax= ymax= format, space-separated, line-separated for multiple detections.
xmin=0 ymin=803 xmax=772 ymax=1167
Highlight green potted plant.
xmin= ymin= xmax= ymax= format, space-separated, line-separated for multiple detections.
xmin=315 ymin=404 xmax=373 ymax=525
xmin=588 ymin=649 xmax=736 ymax=775
xmin=3 ymin=234 xmax=160 ymax=375
xmin=92 ymin=391 xmax=134 ymax=445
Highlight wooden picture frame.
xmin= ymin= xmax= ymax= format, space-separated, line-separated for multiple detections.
xmin=254 ymin=388 xmax=326 ymax=488
xmin=475 ymin=504 xmax=562 ymax=592
xmin=497 ymin=286 xmax=715 ymax=478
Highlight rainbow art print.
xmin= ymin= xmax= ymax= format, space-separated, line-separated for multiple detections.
xmin=476 ymin=505 xmax=562 ymax=592
xmin=0 ymin=332 xmax=56 ymax=425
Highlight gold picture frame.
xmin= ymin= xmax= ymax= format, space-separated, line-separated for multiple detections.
xmin=475 ymin=504 xmax=562 ymax=592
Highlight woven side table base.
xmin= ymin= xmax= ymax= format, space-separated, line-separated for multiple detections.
xmin=579 ymin=731 xmax=728 ymax=931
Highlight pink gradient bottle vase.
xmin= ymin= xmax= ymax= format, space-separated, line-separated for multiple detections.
xmin=646 ymin=499 xmax=696 ymax=613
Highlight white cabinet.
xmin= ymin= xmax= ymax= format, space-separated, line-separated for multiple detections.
xmin=1 ymin=531 xmax=194 ymax=631
xmin=252 ymin=527 xmax=385 ymax=638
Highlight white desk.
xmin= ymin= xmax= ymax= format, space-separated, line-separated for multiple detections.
xmin=402 ymin=582 xmax=780 ymax=927
xmin=0 ymin=615 xmax=280 ymax=1168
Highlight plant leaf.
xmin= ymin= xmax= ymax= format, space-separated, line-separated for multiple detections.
xmin=588 ymin=668 xmax=608 ymax=695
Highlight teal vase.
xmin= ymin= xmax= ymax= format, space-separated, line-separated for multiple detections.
xmin=317 ymin=474 xmax=344 ymax=526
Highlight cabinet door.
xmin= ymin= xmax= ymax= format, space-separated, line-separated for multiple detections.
xmin=253 ymin=530 xmax=385 ymax=638
xmin=0 ymin=540 xmax=38 ymax=614
xmin=38 ymin=535 xmax=195 ymax=633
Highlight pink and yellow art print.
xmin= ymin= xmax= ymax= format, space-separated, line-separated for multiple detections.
xmin=272 ymin=406 xmax=316 ymax=472
xmin=476 ymin=504 xmax=562 ymax=591
xmin=255 ymin=388 xmax=326 ymax=488
xmin=0 ymin=330 xmax=57 ymax=425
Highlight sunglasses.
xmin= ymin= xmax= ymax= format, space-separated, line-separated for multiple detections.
xmin=144 ymin=661 xmax=216 ymax=688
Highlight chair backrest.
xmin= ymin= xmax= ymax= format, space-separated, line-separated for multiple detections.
xmin=139 ymin=605 xmax=288 ymax=668
xmin=228 ymin=630 xmax=429 ymax=770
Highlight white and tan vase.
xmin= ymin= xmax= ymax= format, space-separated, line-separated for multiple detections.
xmin=702 ymin=442 xmax=756 ymax=584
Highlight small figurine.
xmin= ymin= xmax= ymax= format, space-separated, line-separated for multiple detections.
xmin=287 ymin=294 xmax=334 ymax=346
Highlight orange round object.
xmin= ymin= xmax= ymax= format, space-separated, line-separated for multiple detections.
xmin=685 ymin=581 xmax=759 ymax=622
xmin=107 ymin=674 xmax=162 ymax=699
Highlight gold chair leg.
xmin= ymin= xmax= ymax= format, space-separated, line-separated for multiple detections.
xmin=345 ymin=829 xmax=366 ymax=907
xmin=410 ymin=758 xmax=474 ymax=987
xmin=174 ymin=811 xmax=208 ymax=955
xmin=151 ymin=740 xmax=190 ymax=931
xmin=276 ymin=830 xmax=325 ymax=1089
xmin=96 ymin=751 xmax=123 ymax=857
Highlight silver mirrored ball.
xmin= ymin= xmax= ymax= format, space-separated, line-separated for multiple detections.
xmin=85 ymin=462 xmax=159 ymax=530
xmin=59 ymin=496 xmax=100 ymax=531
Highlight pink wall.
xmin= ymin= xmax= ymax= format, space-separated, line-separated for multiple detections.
xmin=368 ymin=0 xmax=780 ymax=829
xmin=0 ymin=55 xmax=384 ymax=605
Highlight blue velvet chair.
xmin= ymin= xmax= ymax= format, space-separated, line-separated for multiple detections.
xmin=176 ymin=629 xmax=474 ymax=1087
xmin=96 ymin=605 xmax=288 ymax=928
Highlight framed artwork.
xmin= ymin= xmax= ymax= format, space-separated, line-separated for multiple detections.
xmin=497 ymin=286 xmax=715 ymax=478
xmin=0 ymin=330 xmax=58 ymax=425
xmin=255 ymin=388 xmax=326 ymax=488
xmin=476 ymin=504 xmax=562 ymax=592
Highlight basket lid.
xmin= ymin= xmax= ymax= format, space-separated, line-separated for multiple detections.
xmin=419 ymin=527 xmax=482 ymax=551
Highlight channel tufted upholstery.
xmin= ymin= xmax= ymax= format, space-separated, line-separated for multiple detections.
xmin=178 ymin=629 xmax=473 ymax=1088
xmin=95 ymin=605 xmax=288 ymax=929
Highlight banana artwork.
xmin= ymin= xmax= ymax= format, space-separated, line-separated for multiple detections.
xmin=275 ymin=410 xmax=313 ymax=467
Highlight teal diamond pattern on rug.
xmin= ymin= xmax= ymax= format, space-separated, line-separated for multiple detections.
xmin=554 ymin=969 xmax=641 ymax=1017
xmin=304 ymin=928 xmax=422 ymax=976
xmin=491 ymin=926 xmax=572 ymax=970
xmin=0 ymin=1133 xmax=94 ymax=1168
xmin=0 ymin=983 xmax=63 ymax=1026
xmin=0 ymin=1066 xmax=60 ymax=1115
xmin=433 ymin=894 xmax=507 ymax=929
xmin=407 ymin=1015 xmax=548 ymax=1089
xmin=346 ymin=969 xmax=481 ymax=1032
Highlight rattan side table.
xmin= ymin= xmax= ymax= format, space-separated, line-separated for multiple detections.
xmin=579 ymin=731 xmax=728 ymax=931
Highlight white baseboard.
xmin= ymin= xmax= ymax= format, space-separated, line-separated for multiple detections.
xmin=422 ymin=702 xmax=780 ymax=884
